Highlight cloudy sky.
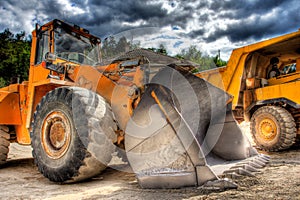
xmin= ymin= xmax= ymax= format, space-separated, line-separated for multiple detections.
xmin=0 ymin=0 xmax=299 ymax=59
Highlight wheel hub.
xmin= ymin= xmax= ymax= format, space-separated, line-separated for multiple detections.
xmin=259 ymin=118 xmax=277 ymax=141
xmin=42 ymin=111 xmax=71 ymax=159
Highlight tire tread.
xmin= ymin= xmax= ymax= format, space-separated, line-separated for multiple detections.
xmin=30 ymin=86 xmax=117 ymax=183
xmin=250 ymin=106 xmax=296 ymax=151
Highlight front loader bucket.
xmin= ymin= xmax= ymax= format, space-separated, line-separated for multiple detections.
xmin=125 ymin=66 xmax=268 ymax=189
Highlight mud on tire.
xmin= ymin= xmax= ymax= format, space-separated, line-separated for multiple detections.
xmin=250 ymin=106 xmax=296 ymax=151
xmin=30 ymin=87 xmax=117 ymax=182
xmin=0 ymin=125 xmax=10 ymax=165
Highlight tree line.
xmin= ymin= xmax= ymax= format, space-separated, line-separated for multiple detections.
xmin=102 ymin=36 xmax=227 ymax=72
xmin=0 ymin=30 xmax=227 ymax=87
xmin=0 ymin=29 xmax=31 ymax=87
xmin=174 ymin=45 xmax=227 ymax=72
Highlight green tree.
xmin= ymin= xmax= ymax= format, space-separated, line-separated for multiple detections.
xmin=213 ymin=50 xmax=227 ymax=67
xmin=156 ymin=44 xmax=167 ymax=55
xmin=115 ymin=36 xmax=131 ymax=54
xmin=101 ymin=36 xmax=117 ymax=58
xmin=175 ymin=45 xmax=216 ymax=71
xmin=101 ymin=36 xmax=140 ymax=60
xmin=148 ymin=44 xmax=168 ymax=55
xmin=0 ymin=29 xmax=31 ymax=87
xmin=178 ymin=45 xmax=202 ymax=61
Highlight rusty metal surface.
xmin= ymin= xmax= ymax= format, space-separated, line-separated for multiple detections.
xmin=41 ymin=110 xmax=72 ymax=159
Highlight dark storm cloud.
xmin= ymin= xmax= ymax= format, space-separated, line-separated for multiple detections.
xmin=202 ymin=0 xmax=300 ymax=43
xmin=90 ymin=0 xmax=166 ymax=22
xmin=78 ymin=0 xmax=165 ymax=26
xmin=209 ymin=0 xmax=286 ymax=17
xmin=1 ymin=0 xmax=299 ymax=56
xmin=1 ymin=0 xmax=35 ymax=10
xmin=34 ymin=0 xmax=177 ymax=37
xmin=61 ymin=0 xmax=197 ymax=38
xmin=81 ymin=0 xmax=168 ymax=36
xmin=40 ymin=0 xmax=65 ymax=18
xmin=188 ymin=29 xmax=205 ymax=39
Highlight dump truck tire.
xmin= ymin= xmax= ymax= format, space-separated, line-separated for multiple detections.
xmin=250 ymin=106 xmax=296 ymax=151
xmin=0 ymin=125 xmax=10 ymax=165
xmin=30 ymin=87 xmax=116 ymax=183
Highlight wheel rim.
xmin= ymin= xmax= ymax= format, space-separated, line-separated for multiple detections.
xmin=258 ymin=118 xmax=277 ymax=141
xmin=41 ymin=110 xmax=72 ymax=159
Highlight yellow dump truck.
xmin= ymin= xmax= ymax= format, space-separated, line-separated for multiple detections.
xmin=198 ymin=29 xmax=300 ymax=151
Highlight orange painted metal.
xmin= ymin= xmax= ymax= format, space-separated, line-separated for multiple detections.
xmin=0 ymin=92 xmax=22 ymax=125
xmin=15 ymin=82 xmax=30 ymax=144
xmin=0 ymin=82 xmax=31 ymax=144
xmin=25 ymin=79 xmax=74 ymax=129
xmin=68 ymin=63 xmax=139 ymax=130
xmin=258 ymin=118 xmax=277 ymax=141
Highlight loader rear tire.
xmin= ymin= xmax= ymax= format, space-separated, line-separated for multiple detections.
xmin=30 ymin=87 xmax=116 ymax=182
xmin=250 ymin=106 xmax=296 ymax=151
xmin=0 ymin=125 xmax=10 ymax=165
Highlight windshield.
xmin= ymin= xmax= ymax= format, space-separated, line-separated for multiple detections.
xmin=54 ymin=27 xmax=100 ymax=65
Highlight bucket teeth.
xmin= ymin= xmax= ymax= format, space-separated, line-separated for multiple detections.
xmin=240 ymin=161 xmax=264 ymax=169
xmin=246 ymin=164 xmax=261 ymax=173
xmin=257 ymin=155 xmax=270 ymax=163
xmin=200 ymin=178 xmax=238 ymax=191
xmin=230 ymin=164 xmax=260 ymax=173
xmin=223 ymin=168 xmax=255 ymax=177
xmin=253 ymin=158 xmax=268 ymax=167
xmin=223 ymin=155 xmax=270 ymax=177
xmin=242 ymin=157 xmax=268 ymax=168
xmin=259 ymin=154 xmax=271 ymax=160
xmin=224 ymin=172 xmax=243 ymax=179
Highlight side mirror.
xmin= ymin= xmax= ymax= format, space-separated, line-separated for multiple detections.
xmin=45 ymin=52 xmax=57 ymax=62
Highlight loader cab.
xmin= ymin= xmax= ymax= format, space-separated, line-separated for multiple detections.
xmin=53 ymin=22 xmax=101 ymax=66
xmin=33 ymin=19 xmax=101 ymax=66
xmin=30 ymin=19 xmax=102 ymax=83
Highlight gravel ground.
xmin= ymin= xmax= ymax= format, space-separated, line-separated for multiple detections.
xmin=0 ymin=123 xmax=299 ymax=200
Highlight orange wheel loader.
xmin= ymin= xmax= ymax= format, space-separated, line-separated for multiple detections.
xmin=0 ymin=19 xmax=268 ymax=189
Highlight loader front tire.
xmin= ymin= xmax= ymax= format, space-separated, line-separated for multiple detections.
xmin=250 ymin=106 xmax=296 ymax=151
xmin=30 ymin=87 xmax=116 ymax=182
xmin=0 ymin=125 xmax=10 ymax=165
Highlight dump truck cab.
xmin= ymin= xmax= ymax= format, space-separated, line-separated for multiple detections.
xmin=198 ymin=28 xmax=300 ymax=151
